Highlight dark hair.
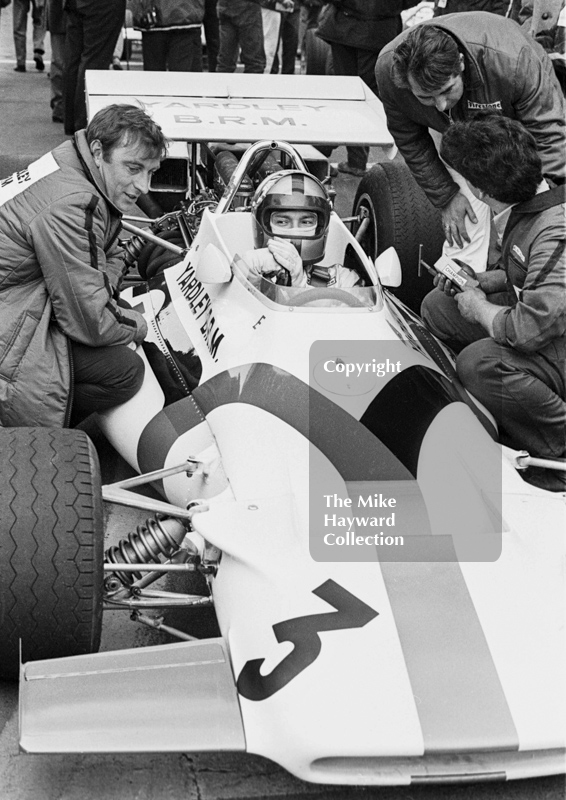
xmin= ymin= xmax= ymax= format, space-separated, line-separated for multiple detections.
xmin=392 ymin=25 xmax=461 ymax=91
xmin=440 ymin=113 xmax=542 ymax=204
xmin=86 ymin=104 xmax=168 ymax=160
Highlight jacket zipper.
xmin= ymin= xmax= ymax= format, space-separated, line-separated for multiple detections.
xmin=64 ymin=335 xmax=75 ymax=428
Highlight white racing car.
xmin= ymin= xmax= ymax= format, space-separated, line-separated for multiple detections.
xmin=3 ymin=74 xmax=565 ymax=787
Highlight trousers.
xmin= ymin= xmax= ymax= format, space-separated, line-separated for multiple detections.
xmin=13 ymin=0 xmax=45 ymax=68
xmin=70 ymin=341 xmax=145 ymax=426
xmin=422 ymin=289 xmax=566 ymax=467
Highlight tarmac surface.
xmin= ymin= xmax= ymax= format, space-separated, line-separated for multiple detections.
xmin=1 ymin=6 xmax=565 ymax=800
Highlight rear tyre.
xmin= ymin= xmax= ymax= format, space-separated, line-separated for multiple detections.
xmin=0 ymin=428 xmax=104 ymax=681
xmin=352 ymin=160 xmax=444 ymax=314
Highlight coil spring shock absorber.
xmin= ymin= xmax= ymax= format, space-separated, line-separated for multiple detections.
xmin=105 ymin=515 xmax=189 ymax=589
xmin=120 ymin=230 xmax=149 ymax=270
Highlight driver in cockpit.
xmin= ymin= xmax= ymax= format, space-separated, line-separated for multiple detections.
xmin=244 ymin=170 xmax=363 ymax=289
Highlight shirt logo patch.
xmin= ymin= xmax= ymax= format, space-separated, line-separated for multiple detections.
xmin=512 ymin=244 xmax=525 ymax=262
xmin=467 ymin=101 xmax=503 ymax=110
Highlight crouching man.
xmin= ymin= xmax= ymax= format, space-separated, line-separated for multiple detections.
xmin=0 ymin=104 xmax=167 ymax=428
xmin=422 ymin=114 xmax=565 ymax=491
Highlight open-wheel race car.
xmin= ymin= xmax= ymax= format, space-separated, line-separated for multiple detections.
xmin=2 ymin=73 xmax=565 ymax=787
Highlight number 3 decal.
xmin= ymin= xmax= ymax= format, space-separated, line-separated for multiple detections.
xmin=236 ymin=579 xmax=378 ymax=701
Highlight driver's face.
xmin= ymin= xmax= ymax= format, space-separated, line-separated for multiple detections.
xmin=270 ymin=210 xmax=317 ymax=237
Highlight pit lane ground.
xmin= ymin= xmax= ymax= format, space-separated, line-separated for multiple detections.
xmin=1 ymin=8 xmax=565 ymax=799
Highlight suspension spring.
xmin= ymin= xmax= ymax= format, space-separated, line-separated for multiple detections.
xmin=120 ymin=232 xmax=149 ymax=270
xmin=105 ymin=515 xmax=189 ymax=588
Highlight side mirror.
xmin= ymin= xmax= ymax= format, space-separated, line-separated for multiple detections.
xmin=374 ymin=246 xmax=401 ymax=287
xmin=195 ymin=244 xmax=232 ymax=284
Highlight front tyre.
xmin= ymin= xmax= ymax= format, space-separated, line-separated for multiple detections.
xmin=0 ymin=428 xmax=104 ymax=680
xmin=353 ymin=160 xmax=444 ymax=314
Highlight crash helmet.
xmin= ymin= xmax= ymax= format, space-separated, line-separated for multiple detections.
xmin=251 ymin=170 xmax=332 ymax=266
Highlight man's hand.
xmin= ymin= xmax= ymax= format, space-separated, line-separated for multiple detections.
xmin=454 ymin=286 xmax=488 ymax=323
xmin=455 ymin=285 xmax=504 ymax=337
xmin=267 ymin=238 xmax=304 ymax=284
xmin=441 ymin=192 xmax=478 ymax=248
xmin=434 ymin=259 xmax=477 ymax=296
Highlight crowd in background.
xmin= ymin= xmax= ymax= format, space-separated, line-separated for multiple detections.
xmin=1 ymin=1 xmax=564 ymax=155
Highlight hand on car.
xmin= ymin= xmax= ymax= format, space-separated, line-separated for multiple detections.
xmin=441 ymin=192 xmax=478 ymax=248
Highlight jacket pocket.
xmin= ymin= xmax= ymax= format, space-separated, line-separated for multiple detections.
xmin=0 ymin=310 xmax=42 ymax=381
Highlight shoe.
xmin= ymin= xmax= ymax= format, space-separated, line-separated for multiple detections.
xmin=336 ymin=161 xmax=367 ymax=178
xmin=52 ymin=114 xmax=64 ymax=123
xmin=34 ymin=51 xmax=45 ymax=71
xmin=111 ymin=57 xmax=123 ymax=70
xmin=14 ymin=65 xmax=26 ymax=73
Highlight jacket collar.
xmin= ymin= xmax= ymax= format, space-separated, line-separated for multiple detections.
xmin=512 ymin=184 xmax=566 ymax=216
xmin=72 ymin=129 xmax=123 ymax=216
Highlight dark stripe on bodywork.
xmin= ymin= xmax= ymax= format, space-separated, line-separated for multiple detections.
xmin=380 ymin=548 xmax=520 ymax=753
xmin=193 ymin=363 xmax=413 ymax=481
xmin=137 ymin=394 xmax=206 ymax=476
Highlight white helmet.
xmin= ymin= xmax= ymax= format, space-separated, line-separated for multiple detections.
xmin=251 ymin=170 xmax=332 ymax=266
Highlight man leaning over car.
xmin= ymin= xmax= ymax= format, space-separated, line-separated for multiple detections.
xmin=0 ymin=104 xmax=167 ymax=428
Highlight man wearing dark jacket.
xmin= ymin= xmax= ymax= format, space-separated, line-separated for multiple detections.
xmin=316 ymin=0 xmax=418 ymax=177
xmin=422 ymin=115 xmax=565 ymax=491
xmin=375 ymin=12 xmax=565 ymax=270
xmin=0 ymin=104 xmax=167 ymax=429
xmin=130 ymin=0 xmax=205 ymax=71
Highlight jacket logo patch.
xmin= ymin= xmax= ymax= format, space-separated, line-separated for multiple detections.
xmin=467 ymin=101 xmax=502 ymax=110
xmin=512 ymin=244 xmax=526 ymax=262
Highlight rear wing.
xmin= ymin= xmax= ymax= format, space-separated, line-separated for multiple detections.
xmin=84 ymin=71 xmax=395 ymax=153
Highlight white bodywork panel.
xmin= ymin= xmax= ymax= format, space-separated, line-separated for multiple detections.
xmin=84 ymin=71 xmax=395 ymax=150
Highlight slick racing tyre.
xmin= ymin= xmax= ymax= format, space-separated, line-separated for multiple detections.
xmin=352 ymin=160 xmax=444 ymax=314
xmin=0 ymin=427 xmax=104 ymax=681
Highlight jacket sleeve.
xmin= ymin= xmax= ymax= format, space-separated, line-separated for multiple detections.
xmin=375 ymin=53 xmax=460 ymax=208
xmin=512 ymin=43 xmax=566 ymax=187
xmin=492 ymin=235 xmax=566 ymax=353
xmin=29 ymin=193 xmax=147 ymax=347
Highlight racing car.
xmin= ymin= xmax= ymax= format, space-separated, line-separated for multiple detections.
xmin=2 ymin=74 xmax=565 ymax=787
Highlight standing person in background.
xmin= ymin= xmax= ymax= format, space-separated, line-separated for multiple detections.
xmin=272 ymin=0 xmax=300 ymax=73
xmin=316 ymin=1 xmax=419 ymax=178
xmin=13 ymin=0 xmax=46 ymax=72
xmin=433 ymin=1 xmax=509 ymax=14
xmin=217 ymin=0 xmax=265 ymax=73
xmin=507 ymin=0 xmax=566 ymax=92
xmin=261 ymin=1 xmax=294 ymax=74
xmin=45 ymin=0 xmax=66 ymax=122
xmin=130 ymin=0 xmax=204 ymax=71
xmin=63 ymin=0 xmax=126 ymax=135
xmin=203 ymin=0 xmax=219 ymax=72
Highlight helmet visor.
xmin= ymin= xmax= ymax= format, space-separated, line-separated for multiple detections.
xmin=269 ymin=210 xmax=318 ymax=238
